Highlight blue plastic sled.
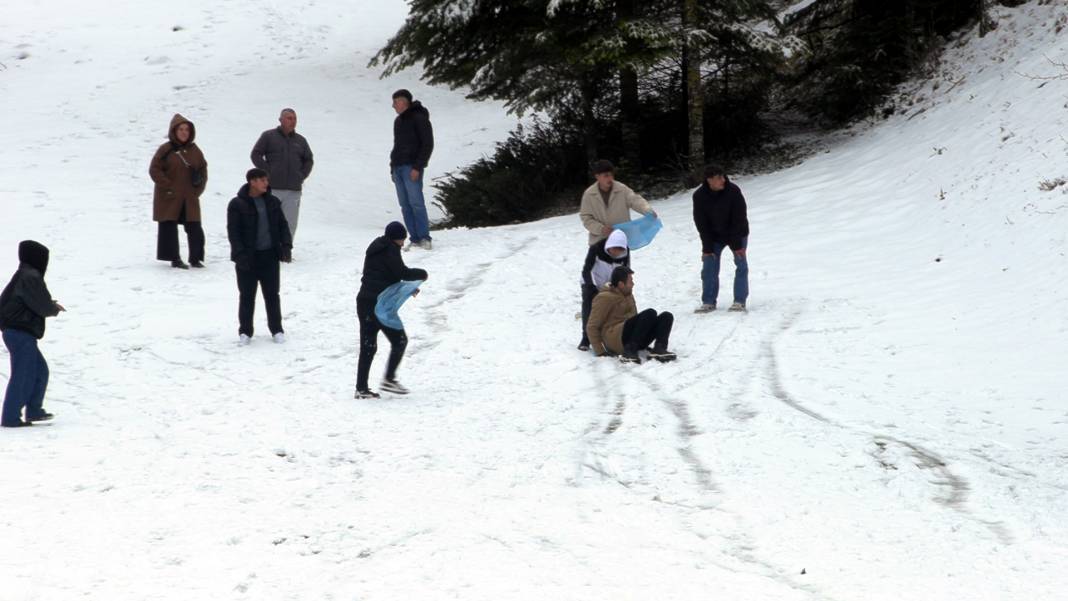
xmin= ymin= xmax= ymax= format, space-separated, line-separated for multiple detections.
xmin=375 ymin=280 xmax=424 ymax=330
xmin=612 ymin=212 xmax=662 ymax=250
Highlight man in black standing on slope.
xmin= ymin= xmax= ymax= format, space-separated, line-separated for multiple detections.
xmin=390 ymin=89 xmax=435 ymax=250
xmin=227 ymin=168 xmax=293 ymax=345
xmin=692 ymin=164 xmax=750 ymax=313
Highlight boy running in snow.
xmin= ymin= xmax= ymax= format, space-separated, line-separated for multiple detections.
xmin=355 ymin=222 xmax=428 ymax=399
xmin=0 ymin=241 xmax=66 ymax=427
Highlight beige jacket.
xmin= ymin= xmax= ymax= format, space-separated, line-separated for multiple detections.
xmin=586 ymin=285 xmax=638 ymax=356
xmin=579 ymin=182 xmax=652 ymax=245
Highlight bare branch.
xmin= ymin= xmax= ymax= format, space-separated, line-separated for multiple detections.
xmin=1015 ymin=55 xmax=1068 ymax=81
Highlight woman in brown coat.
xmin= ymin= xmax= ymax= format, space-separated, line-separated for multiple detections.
xmin=149 ymin=114 xmax=209 ymax=269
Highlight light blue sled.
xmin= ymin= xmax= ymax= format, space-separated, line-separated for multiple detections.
xmin=612 ymin=212 xmax=662 ymax=250
xmin=375 ymin=280 xmax=425 ymax=330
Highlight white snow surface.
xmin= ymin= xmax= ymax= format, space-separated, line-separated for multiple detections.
xmin=2 ymin=1 xmax=1068 ymax=599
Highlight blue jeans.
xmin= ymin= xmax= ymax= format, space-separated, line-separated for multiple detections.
xmin=701 ymin=238 xmax=748 ymax=306
xmin=392 ymin=165 xmax=431 ymax=243
xmin=2 ymin=329 xmax=49 ymax=425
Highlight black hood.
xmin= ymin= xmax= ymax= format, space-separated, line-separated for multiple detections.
xmin=403 ymin=101 xmax=430 ymax=119
xmin=366 ymin=235 xmax=395 ymax=257
xmin=18 ymin=240 xmax=49 ymax=274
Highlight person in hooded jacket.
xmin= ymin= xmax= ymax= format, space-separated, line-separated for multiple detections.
xmin=355 ymin=222 xmax=428 ymax=399
xmin=150 ymin=113 xmax=209 ymax=269
xmin=577 ymin=229 xmax=630 ymax=351
xmin=389 ymin=89 xmax=435 ymax=250
xmin=0 ymin=241 xmax=65 ymax=427
xmin=692 ymin=164 xmax=749 ymax=313
xmin=227 ymin=168 xmax=293 ymax=344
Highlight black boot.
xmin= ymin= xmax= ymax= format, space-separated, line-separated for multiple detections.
xmin=648 ymin=347 xmax=677 ymax=362
xmin=171 ymin=260 xmax=190 ymax=269
xmin=620 ymin=345 xmax=641 ymax=364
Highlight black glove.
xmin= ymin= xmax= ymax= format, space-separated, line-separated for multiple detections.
xmin=280 ymin=249 xmax=293 ymax=263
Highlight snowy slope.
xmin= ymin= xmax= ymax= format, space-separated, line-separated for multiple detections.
xmin=2 ymin=1 xmax=1067 ymax=600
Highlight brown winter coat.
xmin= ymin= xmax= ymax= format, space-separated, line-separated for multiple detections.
xmin=150 ymin=114 xmax=208 ymax=222
xmin=586 ymin=284 xmax=638 ymax=355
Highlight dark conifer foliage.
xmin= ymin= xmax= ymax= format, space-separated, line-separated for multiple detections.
xmin=373 ymin=0 xmax=1018 ymax=226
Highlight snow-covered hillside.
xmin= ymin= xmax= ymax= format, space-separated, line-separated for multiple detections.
xmin=2 ymin=1 xmax=1066 ymax=600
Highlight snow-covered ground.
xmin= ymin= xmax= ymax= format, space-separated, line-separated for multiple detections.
xmin=2 ymin=1 xmax=1067 ymax=599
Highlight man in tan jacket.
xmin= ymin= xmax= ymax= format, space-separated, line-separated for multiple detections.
xmin=579 ymin=160 xmax=656 ymax=246
xmin=586 ymin=266 xmax=676 ymax=364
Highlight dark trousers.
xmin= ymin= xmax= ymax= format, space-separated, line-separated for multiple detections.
xmin=236 ymin=250 xmax=282 ymax=337
xmin=579 ymin=284 xmax=598 ymax=345
xmin=622 ymin=309 xmax=674 ymax=351
xmin=2 ymin=329 xmax=49 ymax=425
xmin=156 ymin=204 xmax=204 ymax=262
xmin=356 ymin=296 xmax=407 ymax=391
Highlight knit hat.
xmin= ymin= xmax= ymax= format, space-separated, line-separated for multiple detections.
xmin=385 ymin=221 xmax=407 ymax=241
xmin=392 ymin=89 xmax=413 ymax=102
xmin=605 ymin=229 xmax=628 ymax=250
xmin=610 ymin=266 xmax=633 ymax=288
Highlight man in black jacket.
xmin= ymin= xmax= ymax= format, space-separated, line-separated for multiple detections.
xmin=355 ymin=222 xmax=428 ymax=399
xmin=227 ymin=168 xmax=293 ymax=344
xmin=251 ymin=108 xmax=314 ymax=247
xmin=390 ymin=89 xmax=435 ymax=250
xmin=692 ymin=164 xmax=750 ymax=312
xmin=0 ymin=240 xmax=65 ymax=427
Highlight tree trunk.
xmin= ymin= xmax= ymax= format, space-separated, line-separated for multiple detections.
xmin=618 ymin=0 xmax=642 ymax=176
xmin=619 ymin=67 xmax=642 ymax=175
xmin=580 ymin=76 xmax=599 ymax=165
xmin=683 ymin=0 xmax=704 ymax=185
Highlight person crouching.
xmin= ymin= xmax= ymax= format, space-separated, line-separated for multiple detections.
xmin=354 ymin=222 xmax=428 ymax=398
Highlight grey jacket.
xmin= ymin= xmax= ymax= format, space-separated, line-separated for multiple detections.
xmin=250 ymin=127 xmax=314 ymax=191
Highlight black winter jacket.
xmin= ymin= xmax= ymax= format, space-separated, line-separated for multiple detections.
xmin=692 ymin=178 xmax=749 ymax=252
xmin=0 ymin=241 xmax=61 ymax=339
xmin=390 ymin=102 xmax=434 ymax=170
xmin=357 ymin=236 xmax=428 ymax=301
xmin=250 ymin=127 xmax=314 ymax=191
xmin=581 ymin=239 xmax=631 ymax=288
xmin=227 ymin=184 xmax=293 ymax=270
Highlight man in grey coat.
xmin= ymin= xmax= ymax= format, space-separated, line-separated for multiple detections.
xmin=251 ymin=108 xmax=314 ymax=248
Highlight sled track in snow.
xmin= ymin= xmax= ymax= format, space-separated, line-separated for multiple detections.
xmin=766 ymin=303 xmax=1014 ymax=545
xmin=628 ymin=370 xmax=718 ymax=493
xmin=420 ymin=236 xmax=539 ymax=335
